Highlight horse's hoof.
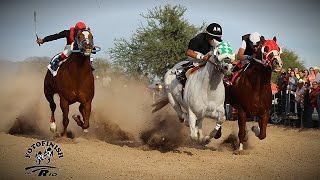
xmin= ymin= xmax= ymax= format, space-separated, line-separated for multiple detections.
xmin=50 ymin=122 xmax=57 ymax=133
xmin=200 ymin=136 xmax=211 ymax=146
xmin=83 ymin=129 xmax=89 ymax=133
xmin=233 ymin=150 xmax=249 ymax=155
xmin=190 ymin=135 xmax=198 ymax=141
xmin=72 ymin=115 xmax=83 ymax=126
xmin=214 ymin=128 xmax=222 ymax=139
xmin=251 ymin=126 xmax=260 ymax=137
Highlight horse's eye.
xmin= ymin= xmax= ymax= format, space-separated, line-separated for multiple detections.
xmin=264 ymin=46 xmax=269 ymax=53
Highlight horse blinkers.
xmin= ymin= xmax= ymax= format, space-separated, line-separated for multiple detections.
xmin=260 ymin=40 xmax=282 ymax=71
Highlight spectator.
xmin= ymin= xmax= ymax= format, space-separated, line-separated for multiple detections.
xmin=277 ymin=72 xmax=287 ymax=93
xmin=318 ymin=81 xmax=320 ymax=128
xmin=299 ymin=69 xmax=308 ymax=82
xmin=303 ymin=81 xmax=320 ymax=128
xmin=287 ymin=67 xmax=292 ymax=74
xmin=314 ymin=66 xmax=320 ymax=83
xmin=288 ymin=71 xmax=298 ymax=92
xmin=308 ymin=67 xmax=316 ymax=84
xmin=276 ymin=71 xmax=287 ymax=114
xmin=295 ymin=79 xmax=307 ymax=126
xmin=294 ymin=67 xmax=300 ymax=79
xmin=286 ymin=71 xmax=298 ymax=114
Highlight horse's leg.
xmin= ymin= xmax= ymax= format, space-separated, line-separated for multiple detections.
xmin=188 ymin=108 xmax=198 ymax=140
xmin=204 ymin=106 xmax=225 ymax=144
xmin=72 ymin=105 xmax=84 ymax=128
xmin=238 ymin=109 xmax=247 ymax=151
xmin=168 ymin=92 xmax=186 ymax=123
xmin=44 ymin=88 xmax=57 ymax=133
xmin=81 ymin=101 xmax=92 ymax=132
xmin=252 ymin=112 xmax=268 ymax=140
xmin=196 ymin=118 xmax=204 ymax=141
xmin=60 ymin=97 xmax=70 ymax=137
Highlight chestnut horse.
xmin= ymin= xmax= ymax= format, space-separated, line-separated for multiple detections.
xmin=44 ymin=29 xmax=99 ymax=137
xmin=226 ymin=36 xmax=283 ymax=152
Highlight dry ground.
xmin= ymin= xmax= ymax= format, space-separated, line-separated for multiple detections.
xmin=0 ymin=66 xmax=320 ymax=179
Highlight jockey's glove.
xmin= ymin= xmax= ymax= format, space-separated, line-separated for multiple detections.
xmin=36 ymin=38 xmax=44 ymax=44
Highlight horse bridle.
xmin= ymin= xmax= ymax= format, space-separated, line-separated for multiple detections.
xmin=75 ymin=30 xmax=93 ymax=51
xmin=71 ymin=29 xmax=101 ymax=54
xmin=253 ymin=46 xmax=282 ymax=69
xmin=209 ymin=55 xmax=232 ymax=73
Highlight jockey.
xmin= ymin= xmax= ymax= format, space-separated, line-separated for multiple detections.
xmin=235 ymin=32 xmax=262 ymax=70
xmin=176 ymin=23 xmax=223 ymax=85
xmin=36 ymin=22 xmax=87 ymax=71
xmin=225 ymin=32 xmax=263 ymax=85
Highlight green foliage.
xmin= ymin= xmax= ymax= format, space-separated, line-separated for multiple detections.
xmin=92 ymin=57 xmax=112 ymax=77
xmin=271 ymin=48 xmax=305 ymax=82
xmin=108 ymin=4 xmax=202 ymax=79
xmin=280 ymin=48 xmax=305 ymax=70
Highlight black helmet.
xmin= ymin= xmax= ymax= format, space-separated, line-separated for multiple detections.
xmin=206 ymin=23 xmax=222 ymax=41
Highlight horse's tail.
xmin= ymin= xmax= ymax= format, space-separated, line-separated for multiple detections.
xmin=151 ymin=96 xmax=169 ymax=113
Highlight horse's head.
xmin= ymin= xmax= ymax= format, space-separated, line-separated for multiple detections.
xmin=257 ymin=36 xmax=283 ymax=72
xmin=209 ymin=41 xmax=235 ymax=76
xmin=74 ymin=29 xmax=94 ymax=56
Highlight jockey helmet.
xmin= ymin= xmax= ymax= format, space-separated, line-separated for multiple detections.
xmin=75 ymin=22 xmax=87 ymax=30
xmin=249 ymin=32 xmax=261 ymax=46
xmin=206 ymin=23 xmax=222 ymax=42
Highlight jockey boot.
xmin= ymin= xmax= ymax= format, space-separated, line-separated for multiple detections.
xmin=176 ymin=61 xmax=194 ymax=87
xmin=51 ymin=54 xmax=66 ymax=71
xmin=176 ymin=68 xmax=187 ymax=86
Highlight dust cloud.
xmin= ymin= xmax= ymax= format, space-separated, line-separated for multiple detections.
xmin=0 ymin=60 xmax=187 ymax=151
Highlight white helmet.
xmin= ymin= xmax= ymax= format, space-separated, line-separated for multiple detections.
xmin=249 ymin=32 xmax=261 ymax=45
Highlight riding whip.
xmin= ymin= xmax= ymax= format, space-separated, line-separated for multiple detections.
xmin=34 ymin=10 xmax=40 ymax=46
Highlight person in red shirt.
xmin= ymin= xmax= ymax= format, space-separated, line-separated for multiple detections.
xmin=303 ymin=81 xmax=320 ymax=128
xmin=36 ymin=22 xmax=87 ymax=71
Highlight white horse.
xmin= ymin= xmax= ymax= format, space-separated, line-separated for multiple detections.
xmin=153 ymin=41 xmax=235 ymax=143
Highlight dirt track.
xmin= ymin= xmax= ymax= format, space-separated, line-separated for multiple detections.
xmin=1 ymin=120 xmax=320 ymax=179
xmin=0 ymin=67 xmax=320 ymax=179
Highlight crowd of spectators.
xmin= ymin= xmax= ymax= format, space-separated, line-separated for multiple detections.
xmin=276 ymin=66 xmax=320 ymax=128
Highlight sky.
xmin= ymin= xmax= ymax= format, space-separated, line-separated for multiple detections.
xmin=1 ymin=0 xmax=319 ymax=68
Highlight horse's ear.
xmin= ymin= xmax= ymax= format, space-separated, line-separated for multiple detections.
xmin=273 ymin=36 xmax=277 ymax=42
xmin=260 ymin=36 xmax=265 ymax=44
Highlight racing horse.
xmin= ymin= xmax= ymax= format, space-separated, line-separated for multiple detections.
xmin=226 ymin=36 xmax=282 ymax=152
xmin=44 ymin=28 xmax=99 ymax=137
xmin=153 ymin=41 xmax=234 ymax=143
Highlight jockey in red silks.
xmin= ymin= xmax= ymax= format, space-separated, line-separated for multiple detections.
xmin=226 ymin=32 xmax=263 ymax=85
xmin=36 ymin=22 xmax=87 ymax=71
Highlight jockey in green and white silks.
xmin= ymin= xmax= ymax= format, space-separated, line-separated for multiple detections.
xmin=154 ymin=40 xmax=235 ymax=143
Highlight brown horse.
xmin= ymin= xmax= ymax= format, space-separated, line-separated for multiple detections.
xmin=226 ymin=36 xmax=283 ymax=152
xmin=44 ymin=29 xmax=98 ymax=137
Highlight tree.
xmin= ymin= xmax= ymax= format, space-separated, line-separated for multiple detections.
xmin=271 ymin=48 xmax=305 ymax=82
xmin=108 ymin=4 xmax=202 ymax=79
xmin=92 ymin=57 xmax=112 ymax=77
